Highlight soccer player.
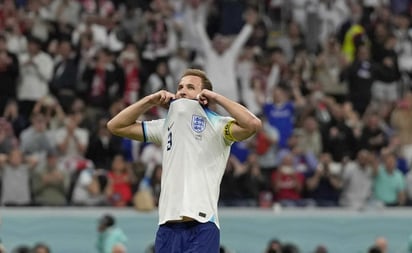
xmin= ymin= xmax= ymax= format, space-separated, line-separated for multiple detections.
xmin=107 ymin=69 xmax=261 ymax=253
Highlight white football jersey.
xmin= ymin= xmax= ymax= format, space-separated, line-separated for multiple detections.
xmin=143 ymin=98 xmax=234 ymax=228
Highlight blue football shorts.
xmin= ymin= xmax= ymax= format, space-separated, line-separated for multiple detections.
xmin=154 ymin=220 xmax=220 ymax=253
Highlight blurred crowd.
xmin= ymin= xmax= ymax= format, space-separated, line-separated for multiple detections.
xmin=1 ymin=0 xmax=412 ymax=212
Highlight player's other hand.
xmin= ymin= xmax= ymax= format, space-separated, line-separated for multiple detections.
xmin=196 ymin=89 xmax=218 ymax=106
xmin=150 ymin=90 xmax=175 ymax=108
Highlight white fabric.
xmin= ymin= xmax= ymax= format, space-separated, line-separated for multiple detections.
xmin=54 ymin=127 xmax=89 ymax=158
xmin=71 ymin=169 xmax=93 ymax=203
xmin=18 ymin=52 xmax=54 ymax=101
xmin=143 ymin=99 xmax=233 ymax=228
xmin=340 ymin=162 xmax=373 ymax=208
xmin=372 ymin=80 xmax=399 ymax=103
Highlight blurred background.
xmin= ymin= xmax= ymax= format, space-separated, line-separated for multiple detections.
xmin=2 ymin=0 xmax=412 ymax=252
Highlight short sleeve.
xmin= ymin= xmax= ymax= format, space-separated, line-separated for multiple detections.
xmin=142 ymin=119 xmax=165 ymax=145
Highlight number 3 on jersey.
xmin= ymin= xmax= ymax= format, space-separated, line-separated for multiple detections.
xmin=166 ymin=132 xmax=172 ymax=151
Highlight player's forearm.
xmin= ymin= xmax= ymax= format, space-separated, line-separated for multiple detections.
xmin=107 ymin=96 xmax=154 ymax=131
xmin=215 ymin=94 xmax=261 ymax=132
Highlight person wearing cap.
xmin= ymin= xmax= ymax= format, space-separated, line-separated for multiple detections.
xmin=96 ymin=214 xmax=127 ymax=253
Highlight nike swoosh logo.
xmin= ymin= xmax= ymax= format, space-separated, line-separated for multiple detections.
xmin=168 ymin=122 xmax=174 ymax=131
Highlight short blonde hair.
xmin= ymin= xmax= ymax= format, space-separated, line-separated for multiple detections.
xmin=181 ymin=69 xmax=213 ymax=91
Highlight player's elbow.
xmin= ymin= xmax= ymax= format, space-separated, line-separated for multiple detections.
xmin=106 ymin=119 xmax=118 ymax=135
xmin=249 ymin=117 xmax=262 ymax=134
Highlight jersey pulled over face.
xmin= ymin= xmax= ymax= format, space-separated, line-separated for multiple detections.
xmin=143 ymin=99 xmax=235 ymax=228
xmin=176 ymin=75 xmax=202 ymax=99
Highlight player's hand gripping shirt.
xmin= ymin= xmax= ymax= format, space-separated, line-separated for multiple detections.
xmin=142 ymin=98 xmax=234 ymax=228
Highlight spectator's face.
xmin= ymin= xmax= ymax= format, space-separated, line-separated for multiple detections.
xmin=272 ymin=87 xmax=286 ymax=103
xmin=213 ymin=35 xmax=228 ymax=54
xmin=304 ymin=117 xmax=317 ymax=132
xmin=47 ymin=154 xmax=58 ymax=167
xmin=32 ymin=114 xmax=47 ymax=131
xmin=156 ymin=62 xmax=167 ymax=76
xmin=28 ymin=41 xmax=40 ymax=55
xmin=9 ymin=149 xmax=22 ymax=166
xmin=383 ymin=155 xmax=396 ymax=172
xmin=112 ymin=155 xmax=125 ymax=172
xmin=59 ymin=41 xmax=72 ymax=58
xmin=367 ymin=115 xmax=379 ymax=129
xmin=357 ymin=46 xmax=370 ymax=61
xmin=357 ymin=150 xmax=370 ymax=167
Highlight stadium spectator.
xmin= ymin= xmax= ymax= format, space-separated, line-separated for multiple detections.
xmin=32 ymin=242 xmax=51 ymax=253
xmin=81 ymin=47 xmax=125 ymax=124
xmin=118 ymin=42 xmax=141 ymax=105
xmin=2 ymin=99 xmax=27 ymax=137
xmin=0 ymin=117 xmax=18 ymax=154
xmin=96 ymin=214 xmax=128 ymax=253
xmin=32 ymin=149 xmax=68 ymax=206
xmin=49 ymin=39 xmax=79 ymax=112
xmin=358 ymin=113 xmax=388 ymax=153
xmin=372 ymin=152 xmax=406 ymax=206
xmin=271 ymin=153 xmax=306 ymax=207
xmin=264 ymin=238 xmax=282 ymax=253
xmin=105 ymin=154 xmax=134 ymax=207
xmin=340 ymin=150 xmax=374 ymax=208
xmin=225 ymin=153 xmax=267 ymax=206
xmin=277 ymin=131 xmax=318 ymax=176
xmin=143 ymin=61 xmax=175 ymax=99
xmin=19 ymin=112 xmax=54 ymax=162
xmin=17 ymin=35 xmax=54 ymax=121
xmin=306 ymin=152 xmax=342 ymax=207
xmin=256 ymin=85 xmax=305 ymax=149
xmin=321 ymin=102 xmax=357 ymax=162
xmin=85 ymin=116 xmax=123 ymax=170
xmin=390 ymin=91 xmax=412 ymax=169
xmin=55 ymin=112 xmax=89 ymax=161
xmin=0 ymin=34 xmax=19 ymax=116
xmin=31 ymin=95 xmax=66 ymax=131
xmin=253 ymin=116 xmax=280 ymax=178
xmin=314 ymin=35 xmax=348 ymax=103
xmin=195 ymin=5 xmax=257 ymax=104
xmin=297 ymin=116 xmax=323 ymax=157
xmin=374 ymin=236 xmax=388 ymax=253
xmin=139 ymin=0 xmax=177 ymax=82
xmin=0 ymin=148 xmax=37 ymax=206
xmin=70 ymin=160 xmax=106 ymax=206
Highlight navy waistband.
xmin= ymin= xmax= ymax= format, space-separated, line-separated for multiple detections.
xmin=162 ymin=220 xmax=201 ymax=228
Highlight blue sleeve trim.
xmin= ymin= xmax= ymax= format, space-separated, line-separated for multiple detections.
xmin=142 ymin=122 xmax=147 ymax=143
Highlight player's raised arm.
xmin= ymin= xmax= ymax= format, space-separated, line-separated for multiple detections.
xmin=197 ymin=89 xmax=262 ymax=141
xmin=107 ymin=90 xmax=175 ymax=141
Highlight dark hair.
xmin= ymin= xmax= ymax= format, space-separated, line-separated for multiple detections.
xmin=11 ymin=245 xmax=31 ymax=253
xmin=282 ymin=243 xmax=300 ymax=253
xmin=33 ymin=243 xmax=51 ymax=253
xmin=181 ymin=69 xmax=213 ymax=91
xmin=99 ymin=214 xmax=115 ymax=227
xmin=368 ymin=246 xmax=382 ymax=253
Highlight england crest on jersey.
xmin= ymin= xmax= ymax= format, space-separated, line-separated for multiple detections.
xmin=191 ymin=115 xmax=206 ymax=133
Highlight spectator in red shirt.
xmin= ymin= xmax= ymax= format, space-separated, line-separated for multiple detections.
xmin=105 ymin=154 xmax=135 ymax=207
xmin=271 ymin=153 xmax=306 ymax=207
